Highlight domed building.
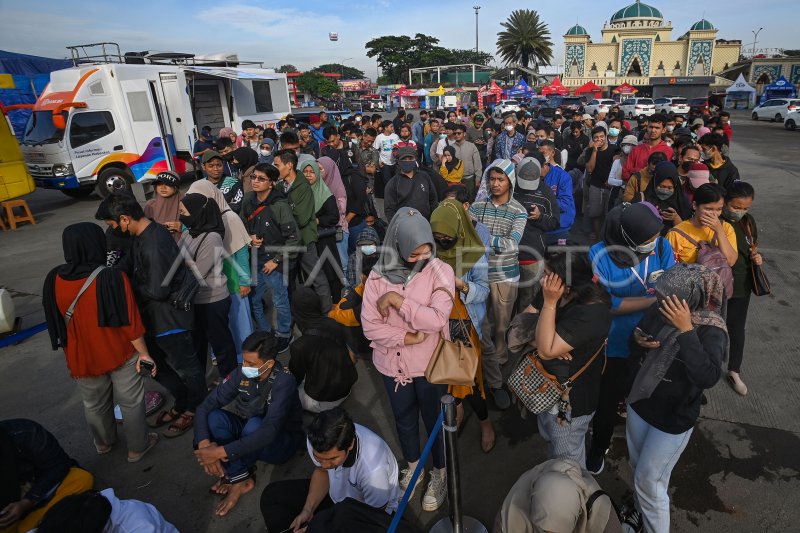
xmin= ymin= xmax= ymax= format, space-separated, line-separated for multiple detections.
xmin=562 ymin=1 xmax=741 ymax=98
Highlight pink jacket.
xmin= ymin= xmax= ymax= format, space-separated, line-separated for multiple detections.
xmin=362 ymin=259 xmax=455 ymax=387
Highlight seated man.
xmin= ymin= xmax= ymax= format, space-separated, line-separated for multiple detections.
xmin=261 ymin=408 xmax=408 ymax=533
xmin=34 ymin=489 xmax=178 ymax=533
xmin=193 ymin=331 xmax=304 ymax=517
xmin=0 ymin=419 xmax=93 ymax=533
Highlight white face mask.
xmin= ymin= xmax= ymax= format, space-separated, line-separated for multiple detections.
xmin=260 ymin=149 xmax=271 ymax=156
xmin=634 ymin=239 xmax=658 ymax=254
xmin=505 ymin=125 xmax=515 ymax=132
xmin=622 ymin=145 xmax=633 ymax=154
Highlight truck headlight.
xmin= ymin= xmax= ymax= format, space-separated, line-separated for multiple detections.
xmin=52 ymin=164 xmax=74 ymax=177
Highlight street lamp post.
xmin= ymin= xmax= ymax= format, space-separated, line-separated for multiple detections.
xmin=340 ymin=57 xmax=353 ymax=78
xmin=473 ymin=6 xmax=481 ymax=53
xmin=751 ymin=28 xmax=763 ymax=56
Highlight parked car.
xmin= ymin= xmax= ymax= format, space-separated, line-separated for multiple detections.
xmin=551 ymin=96 xmax=585 ymax=114
xmin=492 ymin=99 xmax=522 ymax=118
xmin=654 ymin=97 xmax=690 ymax=115
xmin=752 ymin=99 xmax=800 ymax=122
xmin=537 ymin=102 xmax=561 ymax=120
xmin=620 ymin=97 xmax=656 ymax=119
xmin=784 ymin=110 xmax=800 ymax=130
xmin=688 ymin=97 xmax=709 ymax=115
xmin=583 ymin=99 xmax=617 ymax=116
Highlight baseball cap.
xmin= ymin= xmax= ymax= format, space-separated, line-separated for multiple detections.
xmin=687 ymin=162 xmax=710 ymax=188
xmin=201 ymin=150 xmax=223 ymax=165
xmin=516 ymin=160 xmax=542 ymax=190
xmin=396 ymin=146 xmax=417 ymax=160
xmin=153 ymin=170 xmax=180 ymax=188
xmin=582 ymin=114 xmax=593 ymax=121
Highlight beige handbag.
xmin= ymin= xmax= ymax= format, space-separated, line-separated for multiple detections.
xmin=424 ymin=288 xmax=479 ymax=387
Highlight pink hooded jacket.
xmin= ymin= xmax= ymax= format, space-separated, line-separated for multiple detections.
xmin=362 ymin=258 xmax=455 ymax=388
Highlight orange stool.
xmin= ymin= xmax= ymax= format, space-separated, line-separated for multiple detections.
xmin=1 ymin=200 xmax=36 ymax=230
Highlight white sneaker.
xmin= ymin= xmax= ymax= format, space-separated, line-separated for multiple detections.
xmin=399 ymin=467 xmax=424 ymax=499
xmin=422 ymin=469 xmax=447 ymax=511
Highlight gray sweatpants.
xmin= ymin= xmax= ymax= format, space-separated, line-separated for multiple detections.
xmin=75 ymin=355 xmax=148 ymax=453
xmin=480 ymin=281 xmax=518 ymax=389
xmin=537 ymin=410 xmax=594 ymax=466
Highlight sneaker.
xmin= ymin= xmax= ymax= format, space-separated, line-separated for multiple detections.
xmin=622 ymin=507 xmax=643 ymax=532
xmin=727 ymin=371 xmax=748 ymax=396
xmin=586 ymin=452 xmax=605 ymax=475
xmin=491 ymin=387 xmax=511 ymax=410
xmin=276 ymin=335 xmax=293 ymax=354
xmin=399 ymin=467 xmax=424 ymax=499
xmin=422 ymin=469 xmax=447 ymax=512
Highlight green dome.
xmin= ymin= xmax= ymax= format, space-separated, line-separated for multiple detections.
xmin=610 ymin=1 xmax=663 ymax=21
xmin=566 ymin=24 xmax=589 ymax=36
xmin=690 ymin=19 xmax=715 ymax=30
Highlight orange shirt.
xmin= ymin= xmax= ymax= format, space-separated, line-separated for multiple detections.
xmin=55 ymin=273 xmax=145 ymax=378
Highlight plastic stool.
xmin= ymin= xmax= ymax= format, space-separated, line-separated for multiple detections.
xmin=1 ymin=199 xmax=36 ymax=230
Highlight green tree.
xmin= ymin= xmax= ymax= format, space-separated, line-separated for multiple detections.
xmin=496 ymin=9 xmax=553 ymax=71
xmin=296 ymin=72 xmax=339 ymax=98
xmin=312 ymin=63 xmax=365 ymax=79
xmin=446 ymin=49 xmax=494 ymax=66
xmin=783 ymin=49 xmax=800 ymax=57
xmin=277 ymin=64 xmax=298 ymax=73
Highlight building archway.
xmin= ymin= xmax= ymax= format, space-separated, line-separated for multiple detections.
xmin=627 ymin=57 xmax=643 ymax=77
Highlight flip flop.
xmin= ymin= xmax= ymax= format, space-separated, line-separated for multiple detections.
xmin=127 ymin=433 xmax=159 ymax=463
xmin=148 ymin=408 xmax=180 ymax=428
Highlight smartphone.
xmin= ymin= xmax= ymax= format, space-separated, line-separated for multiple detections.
xmin=139 ymin=360 xmax=155 ymax=376
xmin=635 ymin=327 xmax=655 ymax=341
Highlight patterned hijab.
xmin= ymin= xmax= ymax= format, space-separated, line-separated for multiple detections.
xmin=628 ymin=263 xmax=728 ymax=404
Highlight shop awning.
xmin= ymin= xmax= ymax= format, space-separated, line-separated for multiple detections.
xmin=183 ymin=66 xmax=278 ymax=80
xmin=575 ymin=81 xmax=602 ymax=95
xmin=613 ymin=82 xmax=638 ymax=95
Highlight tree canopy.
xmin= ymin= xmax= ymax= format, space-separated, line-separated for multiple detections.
xmin=277 ymin=64 xmax=298 ymax=73
xmin=496 ymin=9 xmax=553 ymax=71
xmin=366 ymin=33 xmax=494 ymax=83
xmin=312 ymin=63 xmax=365 ymax=79
xmin=296 ymin=72 xmax=339 ymax=98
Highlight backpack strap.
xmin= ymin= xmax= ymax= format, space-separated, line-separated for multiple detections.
xmin=64 ymin=266 xmax=106 ymax=326
xmin=668 ymin=227 xmax=700 ymax=248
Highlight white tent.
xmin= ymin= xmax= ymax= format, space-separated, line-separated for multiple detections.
xmin=411 ymin=88 xmax=429 ymax=96
xmin=725 ymin=73 xmax=757 ymax=110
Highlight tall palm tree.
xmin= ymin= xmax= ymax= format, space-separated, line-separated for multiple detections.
xmin=496 ymin=9 xmax=553 ymax=71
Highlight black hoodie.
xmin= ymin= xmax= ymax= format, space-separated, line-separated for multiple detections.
xmin=241 ymin=188 xmax=300 ymax=269
xmin=513 ymin=180 xmax=560 ymax=261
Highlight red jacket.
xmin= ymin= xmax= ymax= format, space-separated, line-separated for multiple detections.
xmin=722 ymin=123 xmax=733 ymax=140
xmin=622 ymin=140 xmax=674 ymax=180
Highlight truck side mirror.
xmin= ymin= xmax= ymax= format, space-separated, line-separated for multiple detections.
xmin=53 ymin=113 xmax=66 ymax=130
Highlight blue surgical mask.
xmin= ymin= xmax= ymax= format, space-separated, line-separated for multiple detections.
xmin=608 ymin=127 xmax=621 ymax=137
xmin=360 ymin=244 xmax=377 ymax=256
xmin=242 ymin=360 xmax=270 ymax=379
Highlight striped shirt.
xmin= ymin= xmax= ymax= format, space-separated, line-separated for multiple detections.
xmin=469 ymin=198 xmax=527 ymax=283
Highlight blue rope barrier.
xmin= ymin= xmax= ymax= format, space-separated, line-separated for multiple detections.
xmin=387 ymin=408 xmax=444 ymax=533
xmin=0 ymin=322 xmax=46 ymax=349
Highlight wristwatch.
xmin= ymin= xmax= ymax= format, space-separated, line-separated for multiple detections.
xmin=460 ymin=283 xmax=470 ymax=295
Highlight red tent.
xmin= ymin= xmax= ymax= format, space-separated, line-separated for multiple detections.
xmin=613 ymin=82 xmax=638 ymax=95
xmin=575 ymin=81 xmax=603 ymax=99
xmin=478 ymin=81 xmax=503 ymax=109
xmin=392 ymin=85 xmax=414 ymax=97
xmin=541 ymin=76 xmax=569 ymax=96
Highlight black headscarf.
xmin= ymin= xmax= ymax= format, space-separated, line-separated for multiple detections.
xmin=291 ymin=286 xmax=338 ymax=334
xmin=642 ymin=161 xmax=692 ymax=227
xmin=443 ymin=145 xmax=460 ymax=173
xmin=601 ymin=202 xmax=664 ymax=268
xmin=43 ymin=222 xmax=130 ymax=349
xmin=231 ymin=147 xmax=259 ymax=173
xmin=180 ymin=193 xmax=226 ymax=239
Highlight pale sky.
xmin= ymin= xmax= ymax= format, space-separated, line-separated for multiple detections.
xmin=0 ymin=0 xmax=793 ymax=79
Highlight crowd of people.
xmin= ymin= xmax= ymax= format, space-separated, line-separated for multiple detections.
xmin=1 ymin=101 xmax=764 ymax=533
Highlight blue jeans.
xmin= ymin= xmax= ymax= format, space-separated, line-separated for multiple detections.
xmin=627 ymin=406 xmax=693 ymax=533
xmin=249 ymin=269 xmax=292 ymax=338
xmin=228 ymin=292 xmax=253 ymax=364
xmin=336 ymin=230 xmax=350 ymax=280
xmin=206 ymin=409 xmax=298 ymax=480
xmin=381 ymin=375 xmax=446 ymax=469
xmin=347 ymin=220 xmax=368 ymax=254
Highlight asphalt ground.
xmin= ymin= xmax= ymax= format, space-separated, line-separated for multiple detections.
xmin=1 ymin=109 xmax=799 ymax=532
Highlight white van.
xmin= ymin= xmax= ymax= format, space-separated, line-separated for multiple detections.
xmin=20 ymin=47 xmax=291 ymax=198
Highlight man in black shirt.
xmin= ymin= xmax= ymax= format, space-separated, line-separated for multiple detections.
xmin=583 ymin=126 xmax=618 ymax=240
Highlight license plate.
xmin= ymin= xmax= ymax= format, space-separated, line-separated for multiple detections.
xmin=26 ymin=151 xmax=46 ymax=163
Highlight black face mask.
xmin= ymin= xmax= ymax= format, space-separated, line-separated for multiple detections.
xmin=681 ymin=161 xmax=693 ymax=172
xmin=435 ymin=237 xmax=456 ymax=250
xmin=179 ymin=215 xmax=194 ymax=229
xmin=403 ymin=258 xmax=429 ymax=272
xmin=111 ymin=226 xmax=129 ymax=239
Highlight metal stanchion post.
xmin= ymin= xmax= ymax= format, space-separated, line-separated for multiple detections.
xmin=429 ymin=395 xmax=487 ymax=533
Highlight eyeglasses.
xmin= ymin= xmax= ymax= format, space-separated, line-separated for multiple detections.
xmin=250 ymin=176 xmax=271 ymax=183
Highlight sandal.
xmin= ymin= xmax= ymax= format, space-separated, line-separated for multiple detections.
xmin=127 ymin=432 xmax=159 ymax=463
xmin=164 ymin=412 xmax=194 ymax=438
xmin=148 ymin=408 xmax=180 ymax=428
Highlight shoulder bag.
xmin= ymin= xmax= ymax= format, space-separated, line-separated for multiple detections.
xmin=424 ymin=288 xmax=479 ymax=387
xmin=64 ymin=266 xmax=106 ymax=326
xmin=508 ymin=340 xmax=607 ymax=415
xmin=741 ymin=217 xmax=770 ymax=296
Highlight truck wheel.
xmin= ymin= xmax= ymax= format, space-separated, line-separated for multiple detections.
xmin=96 ymin=167 xmax=134 ymax=198
xmin=61 ymin=188 xmax=94 ymax=199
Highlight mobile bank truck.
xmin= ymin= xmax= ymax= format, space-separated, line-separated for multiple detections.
xmin=20 ymin=43 xmax=292 ymax=197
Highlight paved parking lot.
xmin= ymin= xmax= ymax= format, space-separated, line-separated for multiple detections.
xmin=1 ymin=110 xmax=798 ymax=532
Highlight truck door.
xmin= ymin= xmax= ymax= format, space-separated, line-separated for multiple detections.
xmin=148 ymin=80 xmax=176 ymax=171
xmin=191 ymin=81 xmax=230 ymax=134
xmin=119 ymin=79 xmax=171 ymax=179
xmin=158 ymin=73 xmax=191 ymax=153
xmin=67 ymin=110 xmax=125 ymax=183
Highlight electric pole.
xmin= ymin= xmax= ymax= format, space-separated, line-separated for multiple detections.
xmin=474 ymin=6 xmax=481 ymax=52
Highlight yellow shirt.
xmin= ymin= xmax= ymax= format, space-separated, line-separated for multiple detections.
xmin=667 ymin=219 xmax=737 ymax=264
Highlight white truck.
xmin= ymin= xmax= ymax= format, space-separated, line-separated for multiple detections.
xmin=20 ymin=43 xmax=292 ymax=197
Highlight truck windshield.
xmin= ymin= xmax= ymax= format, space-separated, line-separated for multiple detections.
xmin=22 ymin=111 xmax=66 ymax=145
